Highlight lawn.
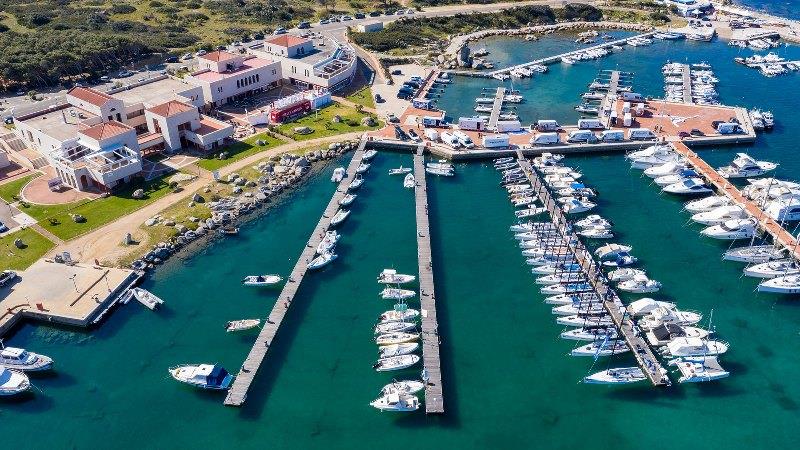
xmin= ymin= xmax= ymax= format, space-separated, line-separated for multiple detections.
xmin=0 ymin=228 xmax=55 ymax=270
xmin=275 ymin=102 xmax=380 ymax=141
xmin=196 ymin=132 xmax=284 ymax=171
xmin=346 ymin=87 xmax=375 ymax=110
xmin=0 ymin=174 xmax=37 ymax=203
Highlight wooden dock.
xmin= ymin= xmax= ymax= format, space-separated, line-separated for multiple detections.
xmin=681 ymin=64 xmax=693 ymax=104
xmin=515 ymin=149 xmax=670 ymax=387
xmin=223 ymin=142 xmax=367 ymax=407
xmin=413 ymin=146 xmax=444 ymax=414
xmin=599 ymin=70 xmax=621 ymax=127
xmin=488 ymin=87 xmax=507 ymax=130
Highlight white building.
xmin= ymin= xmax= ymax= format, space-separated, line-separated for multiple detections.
xmin=185 ymin=51 xmax=282 ymax=109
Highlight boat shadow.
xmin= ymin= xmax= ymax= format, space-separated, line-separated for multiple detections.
xmin=0 ymin=389 xmax=56 ymax=411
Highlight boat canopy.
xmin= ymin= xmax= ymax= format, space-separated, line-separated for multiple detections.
xmin=595 ymin=244 xmax=632 ymax=260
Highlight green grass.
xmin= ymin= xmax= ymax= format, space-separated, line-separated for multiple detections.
xmin=196 ymin=132 xmax=284 ymax=171
xmin=0 ymin=228 xmax=55 ymax=270
xmin=0 ymin=174 xmax=37 ymax=203
xmin=346 ymin=87 xmax=375 ymax=109
xmin=275 ymin=102 xmax=379 ymax=141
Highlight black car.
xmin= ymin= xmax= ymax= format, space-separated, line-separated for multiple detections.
xmin=0 ymin=270 xmax=17 ymax=287
xmin=369 ymin=11 xmax=381 ymax=16
xmin=354 ymin=12 xmax=365 ymax=19
xmin=391 ymin=69 xmax=402 ymax=75
xmin=374 ymin=93 xmax=384 ymax=103
xmin=397 ymin=92 xmax=412 ymax=100
xmin=298 ymin=21 xmax=311 ymax=29
xmin=165 ymin=56 xmax=178 ymax=63
xmin=404 ymin=81 xmax=421 ymax=89
xmin=690 ymin=128 xmax=705 ymax=136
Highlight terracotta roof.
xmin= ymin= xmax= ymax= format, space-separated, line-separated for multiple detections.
xmin=67 ymin=87 xmax=115 ymax=107
xmin=79 ymin=121 xmax=133 ymax=141
xmin=265 ymin=34 xmax=309 ymax=48
xmin=199 ymin=50 xmax=238 ymax=62
xmin=146 ymin=100 xmax=195 ymax=118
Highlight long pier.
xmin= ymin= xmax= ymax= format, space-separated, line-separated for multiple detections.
xmin=515 ymin=149 xmax=670 ymax=386
xmin=599 ymin=70 xmax=621 ymax=127
xmin=681 ymin=64 xmax=693 ymax=104
xmin=488 ymin=87 xmax=507 ymax=130
xmin=224 ymin=142 xmax=367 ymax=407
xmin=413 ymin=146 xmax=444 ymax=414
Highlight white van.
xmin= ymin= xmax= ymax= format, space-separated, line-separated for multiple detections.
xmin=530 ymin=132 xmax=560 ymax=145
xmin=424 ymin=128 xmax=440 ymax=142
xmin=453 ymin=130 xmax=475 ymax=149
xmin=536 ymin=120 xmax=560 ymax=132
xmin=622 ymin=102 xmax=631 ymax=114
xmin=483 ymin=134 xmax=510 ymax=149
xmin=621 ymin=92 xmax=644 ymax=103
xmin=496 ymin=120 xmax=522 ymax=132
xmin=717 ymin=122 xmax=742 ymax=134
xmin=567 ymin=130 xmax=596 ymax=143
xmin=440 ymin=131 xmax=460 ymax=148
xmin=577 ymin=118 xmax=604 ymax=130
xmin=628 ymin=128 xmax=656 ymax=140
xmin=623 ymin=112 xmax=633 ymax=127
xmin=635 ymin=103 xmax=645 ymax=116
xmin=458 ymin=116 xmax=487 ymax=131
xmin=600 ymin=130 xmax=625 ymax=142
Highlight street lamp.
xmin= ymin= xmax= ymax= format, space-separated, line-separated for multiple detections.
xmin=69 ymin=274 xmax=78 ymax=293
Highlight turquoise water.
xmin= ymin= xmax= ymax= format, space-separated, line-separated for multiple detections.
xmin=4 ymin=33 xmax=800 ymax=449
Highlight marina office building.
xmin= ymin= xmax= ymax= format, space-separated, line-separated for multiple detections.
xmin=186 ymin=50 xmax=282 ymax=109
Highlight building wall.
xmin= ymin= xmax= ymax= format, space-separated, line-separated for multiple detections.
xmin=187 ymin=60 xmax=281 ymax=106
xmin=144 ymin=108 xmax=199 ymax=150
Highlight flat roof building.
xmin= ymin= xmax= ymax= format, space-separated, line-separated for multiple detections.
xmin=186 ymin=51 xmax=282 ymax=108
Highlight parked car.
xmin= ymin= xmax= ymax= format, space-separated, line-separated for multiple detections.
xmin=165 ymin=56 xmax=178 ymax=63
xmin=678 ymin=131 xmax=691 ymax=138
xmin=406 ymin=9 xmax=415 ymax=14
xmin=374 ymin=94 xmax=384 ymax=103
xmin=117 ymin=70 xmax=133 ymax=78
xmin=0 ymin=270 xmax=16 ymax=287
xmin=196 ymin=49 xmax=207 ymax=56
xmin=341 ymin=15 xmax=353 ymax=21
xmin=273 ymin=27 xmax=287 ymax=35
xmin=391 ymin=69 xmax=402 ymax=75
xmin=387 ymin=113 xmax=400 ymax=123
xmin=298 ymin=21 xmax=311 ymax=29
xmin=319 ymin=19 xmax=330 ymax=25
xmin=690 ymin=128 xmax=705 ymax=136
xmin=181 ymin=53 xmax=193 ymax=61
xmin=0 ymin=222 xmax=8 ymax=233
xmin=3 ymin=117 xmax=12 ymax=125
xmin=355 ymin=12 xmax=366 ymax=19
xmin=99 ymin=76 xmax=111 ymax=82
xmin=369 ymin=11 xmax=381 ymax=16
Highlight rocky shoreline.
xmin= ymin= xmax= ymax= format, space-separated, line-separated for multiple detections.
xmin=129 ymin=140 xmax=360 ymax=272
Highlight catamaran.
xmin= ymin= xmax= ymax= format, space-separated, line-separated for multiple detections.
xmin=669 ymin=356 xmax=729 ymax=383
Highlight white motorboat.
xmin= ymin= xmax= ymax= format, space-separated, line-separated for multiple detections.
xmin=685 ymin=195 xmax=731 ymax=213
xmin=540 ymin=281 xmax=593 ymax=295
xmin=380 ymin=380 xmax=425 ymax=396
xmin=131 ymin=287 xmax=164 ymax=310
xmin=627 ymin=144 xmax=673 ymax=161
xmin=601 ymin=252 xmax=638 ymax=268
xmin=339 ymin=193 xmax=356 ymax=206
xmin=373 ymin=354 xmax=420 ymax=372
xmin=526 ymin=254 xmax=576 ymax=266
xmin=743 ymin=259 xmax=800 ymax=278
xmin=700 ymin=218 xmax=757 ymax=240
xmin=378 ymin=342 xmax=419 ymax=358
xmin=556 ymin=315 xmax=614 ymax=327
xmin=562 ymin=198 xmax=596 ymax=214
xmin=669 ymin=356 xmax=729 ymax=383
xmin=617 ymin=275 xmax=661 ymax=293
xmin=662 ymin=177 xmax=713 ymax=195
xmin=363 ymin=149 xmax=378 ymax=161
xmin=225 ymin=319 xmax=261 ymax=332
xmin=571 ymin=340 xmax=629 ymax=357
xmin=426 ymin=166 xmax=454 ymax=177
xmin=356 ymin=162 xmax=371 ymax=174
xmin=330 ymin=209 xmax=350 ymax=227
xmin=691 ymin=205 xmax=748 ymax=225
xmin=370 ymin=392 xmax=420 ymax=412
xmin=0 ymin=368 xmax=30 ymax=396
xmin=758 ymin=274 xmax=800 ymax=294
xmin=654 ymin=169 xmax=699 ymax=187
xmin=577 ymin=227 xmax=613 ymax=239
xmin=375 ymin=321 xmax=417 ymax=335
xmin=309 ymin=251 xmax=337 ymax=270
xmin=765 ymin=195 xmax=800 ymax=221
xmin=0 ymin=346 xmax=53 ymax=371
xmin=380 ymin=288 xmax=416 ymax=300
xmin=331 ymin=167 xmax=346 ymax=183
xmin=608 ymin=268 xmax=646 ymax=282
xmin=584 ymin=367 xmax=645 ymax=384
xmin=168 ymin=364 xmax=233 ymax=390
xmin=389 ymin=166 xmax=413 ymax=175
xmin=515 ymin=207 xmax=547 ymax=218
xmin=348 ymin=174 xmax=364 ymax=191
xmin=594 ymin=243 xmax=632 ymax=260
xmin=375 ymin=332 xmax=419 ymax=345
xmin=378 ymin=269 xmax=416 ymax=284
xmin=531 ymin=262 xmax=582 ymax=275
xmin=512 ymin=196 xmax=537 ymax=208
xmin=630 ymin=152 xmax=684 ymax=170
xmin=644 ymin=161 xmax=687 ymax=178
xmin=626 ymin=298 xmax=676 ymax=317
xmin=723 ymin=244 xmax=785 ymax=263
xmin=718 ymin=153 xmax=777 ymax=179
xmin=560 ymin=326 xmax=618 ymax=341
xmin=639 ymin=306 xmax=702 ymax=330
xmin=380 ymin=305 xmax=420 ymax=323
xmin=509 ymin=221 xmax=550 ymax=232
xmin=536 ymin=272 xmax=588 ymax=285
xmin=316 ymin=230 xmax=340 ymax=254
xmin=645 ymin=323 xmax=710 ymax=346
xmin=574 ymin=215 xmax=611 ymax=229
xmin=662 ymin=337 xmax=729 ymax=357
xmin=544 ymin=292 xmax=600 ymax=305
xmin=552 ymin=302 xmax=607 ymax=316
xmin=403 ymin=173 xmax=416 ymax=189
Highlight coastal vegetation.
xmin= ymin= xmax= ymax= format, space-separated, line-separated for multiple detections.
xmin=346 ymin=87 xmax=376 ymax=110
xmin=0 ymin=227 xmax=55 ymax=270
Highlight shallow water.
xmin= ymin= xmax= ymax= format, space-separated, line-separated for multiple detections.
xmin=4 ymin=33 xmax=800 ymax=449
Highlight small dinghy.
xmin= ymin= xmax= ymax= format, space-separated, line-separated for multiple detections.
xmin=242 ymin=274 xmax=283 ymax=286
xmin=375 ymin=321 xmax=416 ymax=335
xmin=363 ymin=149 xmax=378 ymax=161
xmin=219 ymin=226 xmax=239 ymax=235
xmin=375 ymin=332 xmax=420 ymax=345
xmin=330 ymin=209 xmax=350 ymax=227
xmin=370 ymin=392 xmax=420 ymax=412
xmin=225 ymin=319 xmax=261 ymax=332
xmin=379 ymin=342 xmax=419 ymax=358
xmin=168 ymin=364 xmax=233 ymax=390
xmin=316 ymin=231 xmax=340 ymax=254
xmin=331 ymin=167 xmax=346 ymax=183
xmin=0 ymin=367 xmax=30 ymax=396
xmin=389 ymin=166 xmax=413 ymax=175
xmin=131 ymin=287 xmax=164 ymax=310
xmin=426 ymin=166 xmax=454 ymax=177
xmin=309 ymin=252 xmax=337 ymax=270
xmin=571 ymin=340 xmax=630 ymax=357
xmin=380 ymin=380 xmax=425 ymax=396
xmin=583 ymin=367 xmax=646 ymax=384
xmin=339 ymin=193 xmax=357 ymax=206
xmin=403 ymin=173 xmax=416 ymax=189
xmin=378 ymin=269 xmax=416 ymax=284
xmin=380 ymin=288 xmax=416 ymax=300
xmin=373 ymin=354 xmax=420 ymax=372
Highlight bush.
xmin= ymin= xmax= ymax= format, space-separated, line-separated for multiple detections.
xmin=0 ymin=24 xmax=8 ymax=33
xmin=649 ymin=12 xmax=670 ymax=23
xmin=561 ymin=3 xmax=603 ymax=21
xmin=111 ymin=4 xmax=137 ymax=14
xmin=150 ymin=0 xmax=164 ymax=6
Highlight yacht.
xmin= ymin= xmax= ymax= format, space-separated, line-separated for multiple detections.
xmin=645 ymin=323 xmax=710 ymax=346
xmin=370 ymin=392 xmax=420 ymax=412
xmin=316 ymin=231 xmax=340 ymax=254
xmin=685 ymin=195 xmax=731 ymax=213
xmin=536 ymin=272 xmax=587 ymax=285
xmin=389 ymin=166 xmax=412 ymax=175
xmin=757 ymin=274 xmax=800 ymax=294
xmin=723 ymin=244 xmax=785 ymax=263
xmin=356 ymin=162 xmax=370 ymax=174
xmin=669 ymin=356 xmax=729 ymax=383
xmin=378 ymin=342 xmax=419 ymax=358
xmin=362 ymin=149 xmax=378 ymax=161
xmin=375 ymin=332 xmax=419 ymax=345
xmin=562 ymin=198 xmax=596 ymax=214
xmin=168 ymin=364 xmax=233 ymax=390
xmin=602 ymin=252 xmax=638 ymax=267
xmin=552 ymin=302 xmax=608 ymax=316
xmin=626 ymin=144 xmax=673 ymax=161
xmin=577 ymin=227 xmax=613 ymax=239
xmin=718 ymin=153 xmax=777 ymax=179
xmin=225 ymin=319 xmax=261 ymax=332
xmin=403 ymin=173 xmax=415 ymax=189
xmin=643 ymin=161 xmax=687 ymax=178
xmin=380 ymin=380 xmax=425 ymax=396
xmin=331 ymin=167 xmax=346 ymax=183
xmin=608 ymin=268 xmax=646 ymax=282
xmin=594 ymin=243 xmax=632 ymax=260
xmin=540 ymin=282 xmax=593 ymax=295
xmin=626 ymin=298 xmax=675 ymax=317
xmin=380 ymin=288 xmax=416 ymax=300
xmin=339 ymin=193 xmax=356 ymax=206
xmin=531 ymin=262 xmax=582 ymax=275
xmin=375 ymin=321 xmax=417 ymax=335
xmin=560 ymin=326 xmax=618 ymax=341
xmin=380 ymin=305 xmax=420 ymax=323
xmin=744 ymin=259 xmax=800 ymax=278
xmin=526 ymin=254 xmax=577 ymax=267
xmin=0 ymin=367 xmax=30 ymax=396
xmin=700 ymin=218 xmax=757 ymax=240
xmin=662 ymin=337 xmax=729 ymax=357
xmin=691 ymin=205 xmax=748 ymax=225
xmin=242 ymin=274 xmax=283 ymax=286
xmin=348 ymin=174 xmax=364 ymax=191
xmin=662 ymin=178 xmax=713 ymax=195
xmin=630 ymin=152 xmax=684 ymax=170
xmin=309 ymin=251 xmax=337 ymax=270
xmin=617 ymin=275 xmax=661 ymax=293
xmin=426 ymin=166 xmax=454 ymax=177
xmin=583 ymin=367 xmax=646 ymax=384
xmin=544 ymin=292 xmax=600 ymax=305
xmin=373 ymin=354 xmax=420 ymax=372
xmin=765 ymin=195 xmax=800 ymax=221
xmin=570 ymin=340 xmax=629 ymax=357
xmin=378 ymin=269 xmax=416 ymax=284
xmin=556 ymin=314 xmax=614 ymax=327
xmin=654 ymin=169 xmax=700 ymax=187
xmin=0 ymin=346 xmax=53 ymax=371
xmin=575 ymin=215 xmax=611 ymax=229
xmin=515 ymin=207 xmax=547 ymax=219
xmin=330 ymin=209 xmax=350 ymax=227
xmin=638 ymin=307 xmax=702 ymax=330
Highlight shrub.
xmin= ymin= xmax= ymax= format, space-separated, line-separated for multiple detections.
xmin=561 ymin=3 xmax=603 ymax=21
xmin=0 ymin=24 xmax=8 ymax=33
xmin=111 ymin=4 xmax=137 ymax=14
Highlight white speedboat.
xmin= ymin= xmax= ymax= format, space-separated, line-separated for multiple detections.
xmin=574 ymin=215 xmax=611 ymax=229
xmin=356 ymin=162 xmax=371 ymax=174
xmin=380 ymin=288 xmax=416 ymax=300
xmin=645 ymin=323 xmax=710 ymax=346
xmin=370 ymin=392 xmax=420 ymax=412
xmin=560 ymin=326 xmax=618 ymax=341
xmin=601 ymin=252 xmax=638 ymax=268
xmin=330 ymin=209 xmax=350 ymax=227
xmin=375 ymin=321 xmax=417 ymax=335
xmin=639 ymin=306 xmax=702 ymax=330
xmin=316 ymin=230 xmax=340 ymax=254
xmin=556 ymin=315 xmax=614 ymax=327
xmin=389 ymin=167 xmax=412 ymax=175
xmin=515 ymin=207 xmax=547 ymax=218
xmin=583 ymin=367 xmax=645 ymax=384
xmin=758 ymin=274 xmax=800 ymax=294
xmin=540 ymin=282 xmax=593 ymax=295
xmin=662 ymin=178 xmax=713 ymax=195
xmin=718 ymin=153 xmax=777 ymax=179
xmin=571 ymin=340 xmax=629 ymax=357
xmin=380 ymin=380 xmax=425 ymax=396
xmin=378 ymin=342 xmax=419 ymax=358
xmin=509 ymin=221 xmax=554 ymax=232
xmin=375 ymin=332 xmax=419 ymax=345
xmin=700 ymin=218 xmax=757 ymax=240
xmin=562 ymin=198 xmax=596 ymax=214
xmin=685 ymin=195 xmax=731 ymax=213
xmin=0 ymin=368 xmax=30 ymax=396
xmin=242 ymin=274 xmax=283 ymax=286
xmin=348 ymin=174 xmax=365 ymax=191
xmin=526 ymin=254 xmax=577 ymax=267
xmin=544 ymin=292 xmax=600 ymax=305
xmin=744 ymin=259 xmax=800 ymax=278
xmin=0 ymin=347 xmax=53 ymax=372
xmin=363 ymin=149 xmax=378 ymax=161
xmin=577 ymin=227 xmax=613 ymax=239
xmin=723 ymin=244 xmax=785 ymax=263
xmin=426 ymin=166 xmax=454 ymax=177
xmin=309 ymin=252 xmax=337 ymax=270
xmin=654 ymin=169 xmax=699 ymax=187
xmin=630 ymin=152 xmax=684 ymax=170
xmin=339 ymin=193 xmax=356 ymax=206
xmin=626 ymin=298 xmax=676 ymax=317
xmin=380 ymin=306 xmax=420 ymax=323
xmin=594 ymin=243 xmax=632 ymax=260
xmin=168 ymin=364 xmax=233 ymax=390
xmin=531 ymin=262 xmax=582 ymax=275
xmin=608 ymin=268 xmax=646 ymax=282
xmin=662 ymin=337 xmax=729 ymax=357
xmin=669 ymin=356 xmax=729 ymax=383
xmin=373 ymin=354 xmax=420 ymax=372
xmin=536 ymin=272 xmax=587 ymax=285
xmin=225 ymin=319 xmax=261 ymax=332
xmin=644 ymin=161 xmax=687 ymax=178
xmin=331 ymin=167 xmax=346 ymax=183
xmin=378 ymin=269 xmax=416 ymax=284
xmin=552 ymin=302 xmax=607 ymax=316
xmin=618 ymin=275 xmax=661 ymax=293
xmin=403 ymin=173 xmax=416 ymax=189
xmin=627 ymin=144 xmax=673 ymax=161
xmin=765 ymin=195 xmax=800 ymax=221
xmin=691 ymin=205 xmax=748 ymax=225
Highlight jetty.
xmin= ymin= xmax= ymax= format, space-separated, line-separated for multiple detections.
xmin=488 ymin=87 xmax=507 ymax=129
xmin=598 ymin=70 xmax=624 ymax=126
xmin=515 ymin=149 xmax=670 ymax=387
xmin=681 ymin=64 xmax=692 ymax=104
xmin=413 ymin=146 xmax=444 ymax=414
xmin=224 ymin=142 xmax=367 ymax=407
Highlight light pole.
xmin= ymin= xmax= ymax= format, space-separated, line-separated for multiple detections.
xmin=69 ymin=274 xmax=78 ymax=293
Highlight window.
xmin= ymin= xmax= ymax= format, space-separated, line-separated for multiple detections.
xmin=272 ymin=69 xmax=276 ymax=75
xmin=256 ymin=74 xmax=260 ymax=82
xmin=237 ymin=80 xmax=240 ymax=88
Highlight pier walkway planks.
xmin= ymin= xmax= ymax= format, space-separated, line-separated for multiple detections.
xmin=681 ymin=64 xmax=693 ymax=104
xmin=488 ymin=87 xmax=507 ymax=130
xmin=413 ymin=146 xmax=445 ymax=414
xmin=516 ymin=149 xmax=669 ymax=387
xmin=224 ymin=142 xmax=367 ymax=407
